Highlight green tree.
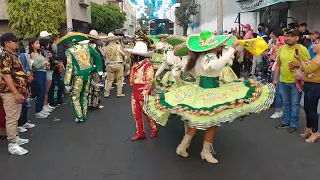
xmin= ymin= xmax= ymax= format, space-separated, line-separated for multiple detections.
xmin=6 ymin=0 xmax=65 ymax=39
xmin=175 ymin=0 xmax=199 ymax=36
xmin=91 ymin=2 xmax=126 ymax=34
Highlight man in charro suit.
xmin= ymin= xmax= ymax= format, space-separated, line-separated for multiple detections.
xmin=102 ymin=33 xmax=126 ymax=98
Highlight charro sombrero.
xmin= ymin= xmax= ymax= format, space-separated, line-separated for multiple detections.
xmin=56 ymin=32 xmax=89 ymax=45
xmin=166 ymin=35 xmax=186 ymax=46
xmin=87 ymin=29 xmax=100 ymax=39
xmin=174 ymin=42 xmax=188 ymax=57
xmin=124 ymin=41 xmax=152 ymax=57
xmin=104 ymin=32 xmax=123 ymax=42
xmin=155 ymin=34 xmax=169 ymax=39
xmin=187 ymin=30 xmax=232 ymax=52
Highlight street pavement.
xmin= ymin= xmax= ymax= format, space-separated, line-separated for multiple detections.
xmin=1 ymin=83 xmax=320 ymax=180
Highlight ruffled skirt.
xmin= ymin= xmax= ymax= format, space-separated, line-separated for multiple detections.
xmin=144 ymin=79 xmax=275 ymax=130
xmin=151 ymin=53 xmax=165 ymax=69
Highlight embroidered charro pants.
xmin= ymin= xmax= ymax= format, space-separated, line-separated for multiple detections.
xmin=104 ymin=64 xmax=124 ymax=96
xmin=71 ymin=75 xmax=91 ymax=120
xmin=131 ymin=90 xmax=157 ymax=135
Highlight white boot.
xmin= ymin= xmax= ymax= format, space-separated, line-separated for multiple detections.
xmin=200 ymin=141 xmax=218 ymax=164
xmin=176 ymin=134 xmax=192 ymax=157
xmin=184 ymin=121 xmax=190 ymax=134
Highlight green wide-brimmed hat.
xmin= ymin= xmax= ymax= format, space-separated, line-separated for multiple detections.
xmin=56 ymin=32 xmax=89 ymax=45
xmin=174 ymin=42 xmax=189 ymax=57
xmin=187 ymin=30 xmax=232 ymax=52
xmin=166 ymin=35 xmax=186 ymax=46
xmin=150 ymin=35 xmax=160 ymax=43
xmin=155 ymin=34 xmax=169 ymax=39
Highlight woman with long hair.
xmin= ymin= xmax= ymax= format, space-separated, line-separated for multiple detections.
xmin=29 ymin=38 xmax=50 ymax=118
xmin=39 ymin=38 xmax=56 ymax=113
xmin=143 ymin=31 xmax=275 ymax=164
xmin=298 ymin=36 xmax=320 ymax=143
xmin=17 ymin=41 xmax=35 ymax=132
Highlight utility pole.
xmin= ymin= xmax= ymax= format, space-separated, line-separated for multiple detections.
xmin=217 ymin=0 xmax=223 ymax=35
xmin=66 ymin=0 xmax=73 ymax=32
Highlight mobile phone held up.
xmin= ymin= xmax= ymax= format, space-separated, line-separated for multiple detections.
xmin=295 ymin=49 xmax=299 ymax=56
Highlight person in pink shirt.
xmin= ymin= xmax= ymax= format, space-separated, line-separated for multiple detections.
xmin=241 ymin=24 xmax=254 ymax=72
xmin=241 ymin=24 xmax=253 ymax=39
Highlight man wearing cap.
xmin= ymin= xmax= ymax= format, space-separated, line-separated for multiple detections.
xmin=273 ymin=29 xmax=311 ymax=133
xmin=307 ymin=30 xmax=320 ymax=59
xmin=0 ymin=33 xmax=29 ymax=155
xmin=124 ymin=41 xmax=158 ymax=141
xmin=102 ymin=33 xmax=126 ymax=98
xmin=56 ymin=32 xmax=103 ymax=122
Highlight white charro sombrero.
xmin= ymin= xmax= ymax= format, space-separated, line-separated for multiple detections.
xmin=105 ymin=32 xmax=123 ymax=42
xmin=87 ymin=29 xmax=100 ymax=39
xmin=187 ymin=30 xmax=232 ymax=52
xmin=124 ymin=41 xmax=152 ymax=57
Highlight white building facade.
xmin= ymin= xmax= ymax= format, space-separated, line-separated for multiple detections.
xmin=188 ymin=0 xmax=320 ymax=36
xmin=188 ymin=0 xmax=258 ymax=35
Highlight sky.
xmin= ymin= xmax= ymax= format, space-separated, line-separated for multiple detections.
xmin=130 ymin=0 xmax=177 ymax=19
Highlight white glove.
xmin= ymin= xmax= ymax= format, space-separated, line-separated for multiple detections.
xmin=98 ymin=71 xmax=103 ymax=76
xmin=65 ymin=86 xmax=71 ymax=91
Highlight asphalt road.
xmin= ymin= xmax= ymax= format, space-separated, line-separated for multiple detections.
xmin=1 ymin=83 xmax=320 ymax=180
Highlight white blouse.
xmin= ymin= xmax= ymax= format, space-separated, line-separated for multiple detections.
xmin=185 ymin=47 xmax=235 ymax=78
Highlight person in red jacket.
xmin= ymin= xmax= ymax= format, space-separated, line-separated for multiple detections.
xmin=124 ymin=41 xmax=158 ymax=141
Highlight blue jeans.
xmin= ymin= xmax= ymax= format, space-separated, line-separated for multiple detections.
xmin=34 ymin=71 xmax=47 ymax=113
xmin=48 ymin=73 xmax=64 ymax=105
xmin=303 ymin=82 xmax=320 ymax=132
xmin=18 ymin=102 xmax=28 ymax=126
xmin=279 ymin=82 xmax=302 ymax=128
xmin=271 ymin=73 xmax=283 ymax=109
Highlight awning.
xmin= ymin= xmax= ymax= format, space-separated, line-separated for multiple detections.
xmin=238 ymin=0 xmax=298 ymax=12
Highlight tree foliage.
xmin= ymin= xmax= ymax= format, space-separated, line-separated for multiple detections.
xmin=175 ymin=0 xmax=199 ymax=35
xmin=6 ymin=0 xmax=65 ymax=39
xmin=91 ymin=2 xmax=126 ymax=34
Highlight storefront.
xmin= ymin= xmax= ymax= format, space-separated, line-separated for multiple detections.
xmin=237 ymin=0 xmax=297 ymax=31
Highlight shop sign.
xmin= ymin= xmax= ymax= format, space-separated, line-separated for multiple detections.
xmin=238 ymin=0 xmax=297 ymax=12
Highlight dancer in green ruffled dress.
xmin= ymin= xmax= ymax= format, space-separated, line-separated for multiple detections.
xmin=151 ymin=34 xmax=169 ymax=69
xmin=143 ymin=31 xmax=275 ymax=164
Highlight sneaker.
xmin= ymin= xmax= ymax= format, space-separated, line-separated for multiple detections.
xmin=288 ymin=127 xmax=297 ymax=133
xmin=15 ymin=137 xmax=29 ymax=146
xmin=23 ymin=123 xmax=35 ymax=129
xmin=47 ymin=105 xmax=55 ymax=110
xmin=270 ymin=111 xmax=283 ymax=119
xmin=43 ymin=106 xmax=53 ymax=113
xmin=275 ymin=123 xmax=290 ymax=129
xmin=8 ymin=143 xmax=28 ymax=155
xmin=40 ymin=110 xmax=50 ymax=116
xmin=98 ymin=105 xmax=104 ymax=109
xmin=35 ymin=112 xmax=48 ymax=119
xmin=17 ymin=127 xmax=28 ymax=133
